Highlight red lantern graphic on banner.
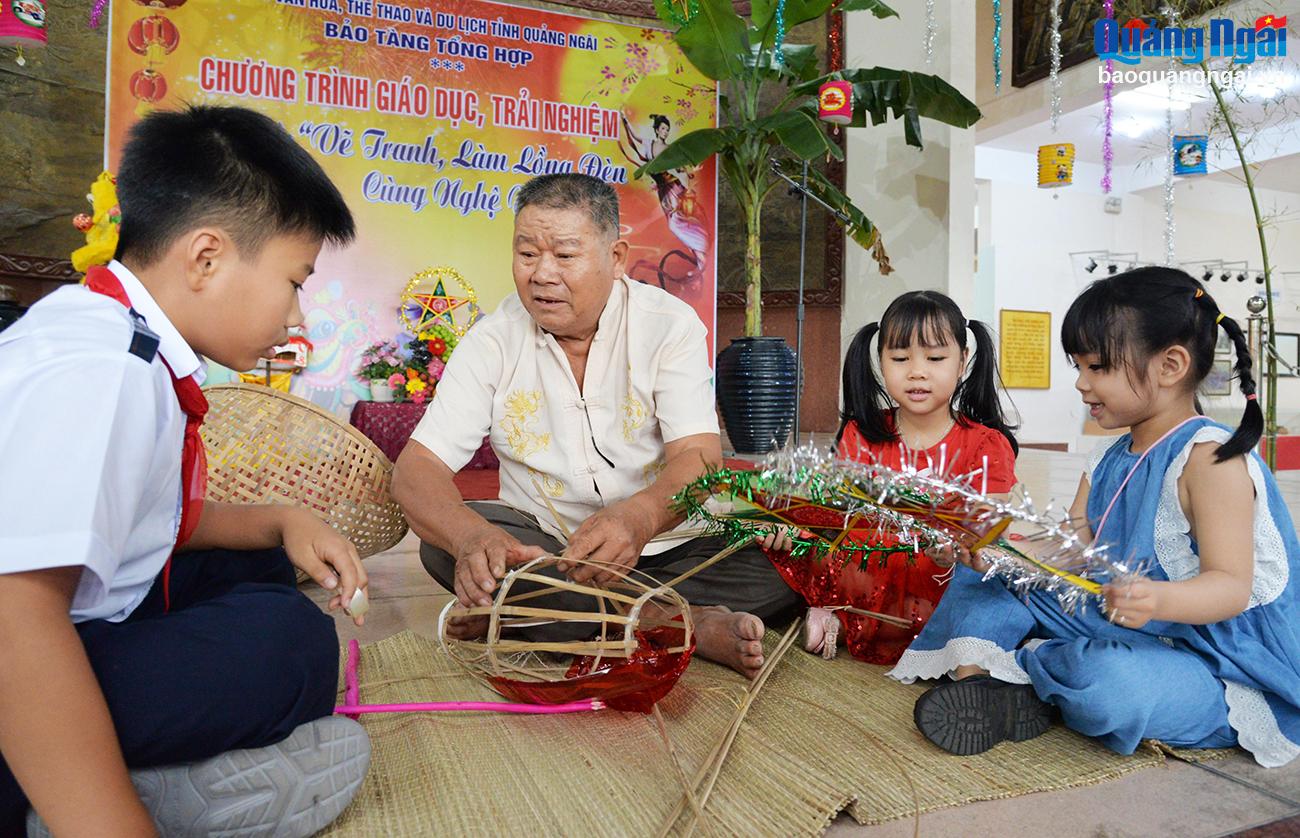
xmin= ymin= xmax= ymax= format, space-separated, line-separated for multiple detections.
xmin=126 ymin=14 xmax=179 ymax=56
xmin=132 ymin=0 xmax=186 ymax=8
xmin=130 ymin=67 xmax=167 ymax=103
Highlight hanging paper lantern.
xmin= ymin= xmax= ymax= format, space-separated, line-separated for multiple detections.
xmin=130 ymin=67 xmax=168 ymax=103
xmin=0 ymin=0 xmax=48 ymax=66
xmin=818 ymin=80 xmax=853 ymax=125
xmin=1173 ymin=135 xmax=1208 ymax=176
xmin=1037 ymin=143 xmax=1075 ymax=188
xmin=126 ymin=14 xmax=179 ymax=57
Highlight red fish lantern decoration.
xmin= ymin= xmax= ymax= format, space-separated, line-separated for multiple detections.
xmin=126 ymin=14 xmax=179 ymax=57
xmin=818 ymin=79 xmax=853 ymax=125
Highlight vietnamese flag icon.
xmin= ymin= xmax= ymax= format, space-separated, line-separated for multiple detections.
xmin=1256 ymin=14 xmax=1288 ymax=30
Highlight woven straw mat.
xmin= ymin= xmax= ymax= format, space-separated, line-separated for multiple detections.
xmin=202 ymin=384 xmax=407 ymax=558
xmin=322 ymin=630 xmax=1233 ymax=837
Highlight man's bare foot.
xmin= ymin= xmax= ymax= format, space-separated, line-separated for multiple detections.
xmin=691 ymin=605 xmax=766 ymax=679
xmin=444 ymin=607 xmax=489 ymax=640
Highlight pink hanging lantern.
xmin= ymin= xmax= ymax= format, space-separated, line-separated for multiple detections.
xmin=817 ymin=80 xmax=853 ymax=125
xmin=0 ymin=0 xmax=48 ymax=66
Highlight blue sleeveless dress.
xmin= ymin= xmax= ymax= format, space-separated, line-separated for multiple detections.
xmin=888 ymin=418 xmax=1300 ymax=766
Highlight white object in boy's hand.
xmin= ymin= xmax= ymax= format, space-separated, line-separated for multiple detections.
xmin=345 ymin=587 xmax=370 ymax=618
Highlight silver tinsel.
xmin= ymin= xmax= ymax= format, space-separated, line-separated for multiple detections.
xmin=695 ymin=444 xmax=1145 ymax=616
xmin=924 ymin=0 xmax=936 ymax=64
xmin=1048 ymin=0 xmax=1063 ymax=131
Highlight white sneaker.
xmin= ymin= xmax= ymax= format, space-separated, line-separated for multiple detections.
xmin=28 ymin=716 xmax=370 ymax=837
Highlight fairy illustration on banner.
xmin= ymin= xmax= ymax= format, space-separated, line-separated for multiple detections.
xmin=619 ymin=113 xmax=709 ymax=294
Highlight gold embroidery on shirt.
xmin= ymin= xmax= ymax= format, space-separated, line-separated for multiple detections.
xmin=502 ymin=390 xmax=551 ymax=459
xmin=527 ymin=467 xmax=565 ymax=498
xmin=622 ymin=368 xmax=647 ymax=442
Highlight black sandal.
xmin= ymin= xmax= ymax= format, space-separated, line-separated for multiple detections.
xmin=913 ymin=675 xmax=1053 ymax=755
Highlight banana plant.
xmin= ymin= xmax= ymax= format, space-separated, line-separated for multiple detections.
xmin=639 ymin=0 xmax=981 ymax=336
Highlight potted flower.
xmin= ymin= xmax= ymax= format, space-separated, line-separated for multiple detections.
xmin=357 ymin=340 xmax=406 ymax=402
xmin=641 ymin=0 xmax=981 ymax=453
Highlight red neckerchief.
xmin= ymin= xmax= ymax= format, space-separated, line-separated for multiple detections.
xmin=85 ymin=265 xmax=207 ymax=612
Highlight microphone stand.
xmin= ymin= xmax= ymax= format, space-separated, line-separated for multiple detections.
xmin=770 ymin=158 xmax=851 ymax=443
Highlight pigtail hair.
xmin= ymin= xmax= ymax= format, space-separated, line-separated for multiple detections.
xmin=1215 ymin=313 xmax=1264 ymax=462
xmin=954 ymin=319 xmax=1020 ymax=455
xmin=837 ymin=322 xmax=895 ymax=447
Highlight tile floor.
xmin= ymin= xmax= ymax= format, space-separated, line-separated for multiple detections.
xmin=309 ymin=447 xmax=1300 ymax=837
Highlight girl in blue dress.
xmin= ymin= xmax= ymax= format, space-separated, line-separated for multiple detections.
xmin=889 ymin=267 xmax=1300 ymax=767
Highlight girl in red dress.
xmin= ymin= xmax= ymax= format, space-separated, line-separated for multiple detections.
xmin=763 ymin=290 xmax=1019 ymax=664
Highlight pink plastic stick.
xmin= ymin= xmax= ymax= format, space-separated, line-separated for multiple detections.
xmin=342 ymin=639 xmax=361 ymax=720
xmin=334 ymin=699 xmax=605 ymax=715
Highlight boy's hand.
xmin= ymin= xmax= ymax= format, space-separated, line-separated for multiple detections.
xmin=279 ymin=509 xmax=369 ymax=626
xmin=1103 ymin=578 xmax=1161 ymax=630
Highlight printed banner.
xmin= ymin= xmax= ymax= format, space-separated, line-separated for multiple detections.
xmin=106 ymin=0 xmax=718 ymax=414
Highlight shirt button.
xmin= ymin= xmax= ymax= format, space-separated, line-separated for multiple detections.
xmin=574 ymin=398 xmax=586 ymax=409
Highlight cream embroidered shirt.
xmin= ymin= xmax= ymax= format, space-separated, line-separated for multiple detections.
xmin=408 ymin=276 xmax=718 ymax=553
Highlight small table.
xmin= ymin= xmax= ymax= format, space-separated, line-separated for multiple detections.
xmin=349 ymin=400 xmax=498 ymax=468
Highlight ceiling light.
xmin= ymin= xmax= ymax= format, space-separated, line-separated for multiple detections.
xmin=1221 ymin=272 xmax=1231 ymax=282
xmin=1257 ymin=273 xmax=1266 ymax=284
xmin=1237 ymin=272 xmax=1248 ymax=282
xmin=1202 ymin=267 xmax=1213 ymax=282
xmin=1085 ymin=258 xmax=1098 ymax=273
xmin=1107 ymin=263 xmax=1119 ymax=275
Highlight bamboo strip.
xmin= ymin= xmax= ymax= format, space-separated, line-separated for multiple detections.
xmin=458 ymin=604 xmax=633 ymax=625
xmin=654 ymin=619 xmax=802 ymax=838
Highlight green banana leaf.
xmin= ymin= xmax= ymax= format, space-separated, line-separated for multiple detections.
xmin=652 ymin=0 xmax=749 ymax=80
xmin=634 ymin=127 xmax=740 ymax=177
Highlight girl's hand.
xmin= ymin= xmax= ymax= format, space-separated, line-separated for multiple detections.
xmin=756 ymin=526 xmax=806 ymax=553
xmin=931 ymin=540 xmax=989 ymax=573
xmin=1103 ymin=578 xmax=1161 ymax=630
xmin=280 ymin=509 xmax=370 ymax=626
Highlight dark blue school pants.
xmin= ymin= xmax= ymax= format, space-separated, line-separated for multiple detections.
xmin=0 ymin=548 xmax=339 ymax=834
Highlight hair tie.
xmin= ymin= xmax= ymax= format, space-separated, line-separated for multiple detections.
xmin=1246 ymin=393 xmax=1258 ymax=401
xmin=1194 ymin=288 xmax=1204 ymax=299
xmin=1216 ymin=312 xmax=1226 ymax=324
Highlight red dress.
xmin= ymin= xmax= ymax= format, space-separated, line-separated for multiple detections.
xmin=770 ymin=414 xmax=1016 ymax=665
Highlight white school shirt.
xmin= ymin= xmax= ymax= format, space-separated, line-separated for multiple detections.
xmin=0 ymin=260 xmax=204 ymax=622
xmin=409 ymin=276 xmax=719 ymax=553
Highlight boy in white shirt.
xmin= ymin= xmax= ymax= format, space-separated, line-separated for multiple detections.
xmin=0 ymin=105 xmax=371 ymax=837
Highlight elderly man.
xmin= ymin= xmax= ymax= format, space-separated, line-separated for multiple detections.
xmin=393 ymin=173 xmax=797 ymax=677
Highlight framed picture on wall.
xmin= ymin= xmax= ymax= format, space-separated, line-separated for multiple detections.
xmin=1204 ymin=358 xmax=1233 ymax=397
xmin=1274 ymin=332 xmax=1300 ymax=377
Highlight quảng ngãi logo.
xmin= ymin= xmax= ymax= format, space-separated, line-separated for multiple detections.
xmin=1094 ymin=14 xmax=1286 ymax=67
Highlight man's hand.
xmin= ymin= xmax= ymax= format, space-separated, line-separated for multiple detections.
xmin=279 ymin=508 xmax=370 ymax=626
xmin=1103 ymin=577 xmax=1163 ymax=630
xmin=560 ymin=499 xmax=655 ymax=586
xmin=453 ymin=523 xmax=547 ymax=607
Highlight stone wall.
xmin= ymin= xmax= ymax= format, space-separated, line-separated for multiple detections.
xmin=0 ymin=0 xmax=108 ymax=260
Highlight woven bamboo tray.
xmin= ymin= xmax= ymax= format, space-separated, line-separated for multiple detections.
xmin=202 ymin=383 xmax=408 ymax=558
